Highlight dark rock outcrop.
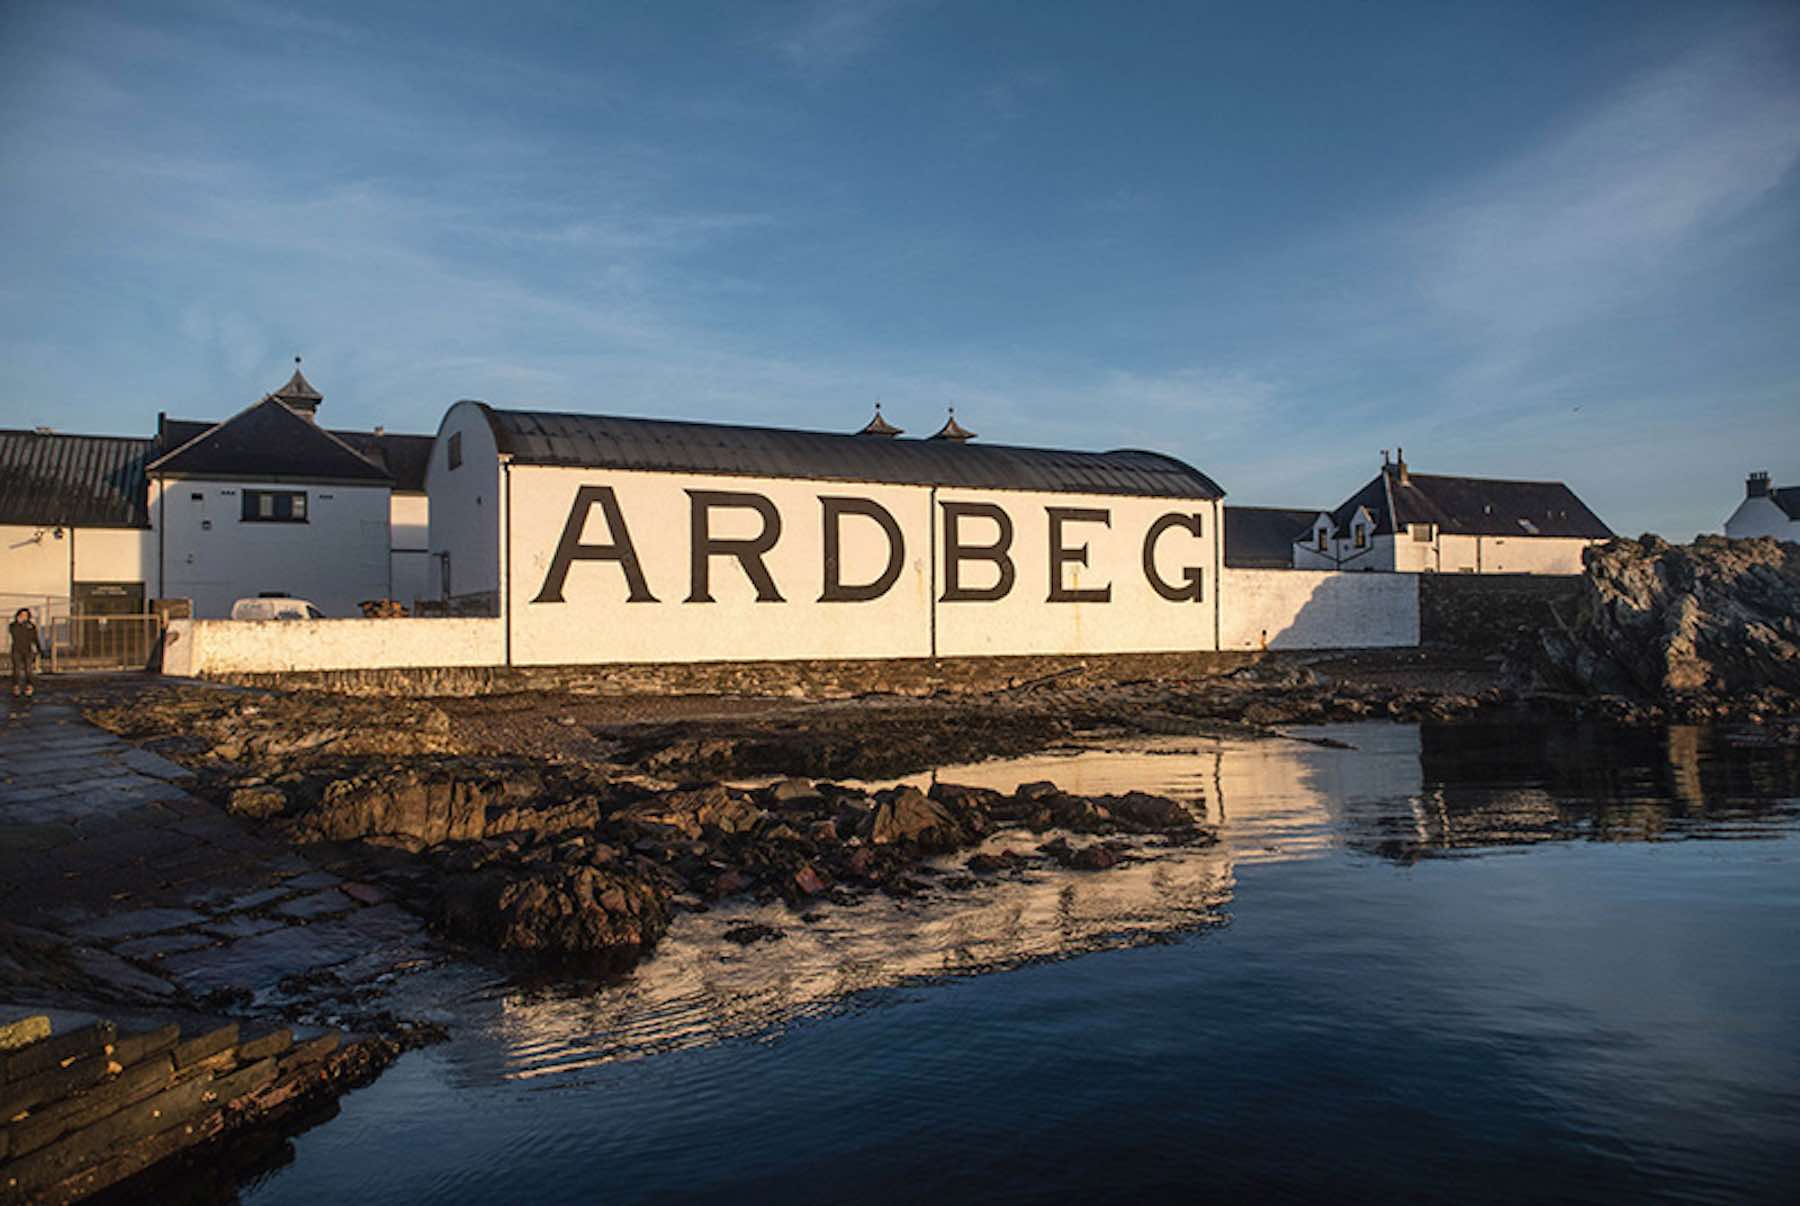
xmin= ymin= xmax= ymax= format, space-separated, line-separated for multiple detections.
xmin=1516 ymin=535 xmax=1800 ymax=715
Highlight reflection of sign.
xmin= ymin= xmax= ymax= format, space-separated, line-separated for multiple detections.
xmin=531 ymin=487 xmax=1207 ymax=606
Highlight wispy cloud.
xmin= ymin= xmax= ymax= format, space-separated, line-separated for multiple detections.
xmin=1416 ymin=17 xmax=1800 ymax=365
xmin=769 ymin=0 xmax=925 ymax=72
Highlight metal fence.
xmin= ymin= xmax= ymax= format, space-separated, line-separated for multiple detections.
xmin=47 ymin=614 xmax=164 ymax=672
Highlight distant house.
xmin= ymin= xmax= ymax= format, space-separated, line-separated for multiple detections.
xmin=1294 ymin=452 xmax=1612 ymax=574
xmin=1224 ymin=506 xmax=1319 ymax=569
xmin=149 ymin=365 xmax=435 ymax=617
xmin=1723 ymin=471 xmax=1800 ymax=542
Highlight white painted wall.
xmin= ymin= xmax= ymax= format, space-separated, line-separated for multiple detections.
xmin=506 ymin=466 xmax=935 ymax=664
xmin=166 ymin=616 xmax=503 ymax=675
xmin=426 ymin=401 xmax=502 ymax=606
xmin=1725 ymin=496 xmax=1798 ymax=540
xmin=389 ymin=491 xmax=433 ymax=606
xmin=1292 ymin=528 xmax=1598 ymax=574
xmin=1220 ymin=568 xmax=1418 ymax=650
xmin=155 ymin=478 xmax=392 ymax=618
xmin=932 ymin=488 xmax=1218 ymax=657
xmin=1 ymin=524 xmax=72 ymax=604
xmin=497 ymin=465 xmax=1223 ymax=665
xmin=390 ymin=492 xmax=429 ymax=551
xmin=2 ymin=524 xmax=154 ymax=618
xmin=73 ymin=528 xmax=154 ymax=585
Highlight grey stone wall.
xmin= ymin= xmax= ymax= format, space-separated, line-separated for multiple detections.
xmin=1418 ymin=573 xmax=1583 ymax=655
xmin=206 ymin=650 xmax=1268 ymax=699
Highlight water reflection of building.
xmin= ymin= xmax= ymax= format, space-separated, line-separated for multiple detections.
xmin=467 ymin=731 xmax=1420 ymax=1083
xmin=448 ymin=722 xmax=1799 ymax=1084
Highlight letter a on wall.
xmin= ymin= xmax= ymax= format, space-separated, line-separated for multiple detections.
xmin=533 ymin=485 xmax=658 ymax=603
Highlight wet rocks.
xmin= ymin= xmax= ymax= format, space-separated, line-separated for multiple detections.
xmin=1515 ymin=535 xmax=1800 ymax=717
xmin=283 ymin=767 xmax=545 ymax=846
xmin=226 ymin=785 xmax=287 ymax=820
xmin=437 ymin=864 xmax=671 ymax=966
xmin=861 ymin=786 xmax=965 ymax=851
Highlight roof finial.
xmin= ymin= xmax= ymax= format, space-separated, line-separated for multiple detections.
xmin=857 ymin=401 xmax=904 ymax=437
xmin=930 ymin=406 xmax=976 ymax=442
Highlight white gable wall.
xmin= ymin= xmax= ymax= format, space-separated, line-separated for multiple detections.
xmin=426 ymin=401 xmax=503 ymax=609
xmin=154 ymin=478 xmax=391 ymax=618
xmin=1724 ymin=496 xmax=1798 ymax=540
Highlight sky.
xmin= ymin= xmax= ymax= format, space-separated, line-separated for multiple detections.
xmin=2 ymin=0 xmax=1796 ymax=540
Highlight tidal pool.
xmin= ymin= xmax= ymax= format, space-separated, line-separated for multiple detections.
xmin=242 ymin=721 xmax=1800 ymax=1204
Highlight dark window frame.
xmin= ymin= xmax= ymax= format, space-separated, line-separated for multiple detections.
xmin=241 ymin=489 xmax=309 ymax=524
xmin=448 ymin=432 xmax=463 ymax=470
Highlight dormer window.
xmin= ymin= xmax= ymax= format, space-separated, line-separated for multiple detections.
xmin=1410 ymin=523 xmax=1432 ymax=542
xmin=1354 ymin=524 xmax=1368 ymax=549
xmin=1317 ymin=528 xmax=1329 ymax=551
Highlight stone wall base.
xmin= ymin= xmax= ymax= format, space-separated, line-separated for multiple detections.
xmin=202 ymin=651 xmax=1275 ymax=699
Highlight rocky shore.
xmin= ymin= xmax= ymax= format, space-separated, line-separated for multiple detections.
xmin=1510 ymin=535 xmax=1800 ymax=732
xmin=82 ymin=683 xmax=1228 ymax=972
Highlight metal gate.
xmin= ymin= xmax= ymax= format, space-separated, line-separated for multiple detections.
xmin=48 ymin=614 xmax=164 ymax=672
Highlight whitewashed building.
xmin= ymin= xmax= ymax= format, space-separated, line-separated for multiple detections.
xmin=1295 ymin=452 xmax=1612 ymax=574
xmin=1723 ymin=472 xmax=1800 ymax=542
xmin=2 ymin=366 xmax=435 ymax=620
xmin=428 ymin=401 xmax=1233 ymax=663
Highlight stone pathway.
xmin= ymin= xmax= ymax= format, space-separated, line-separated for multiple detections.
xmin=0 ymin=688 xmax=450 ymax=1025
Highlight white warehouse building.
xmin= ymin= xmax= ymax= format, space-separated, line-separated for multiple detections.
xmin=427 ymin=401 xmax=1239 ymax=663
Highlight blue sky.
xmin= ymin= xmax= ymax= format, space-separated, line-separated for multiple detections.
xmin=2 ymin=0 xmax=1796 ymax=538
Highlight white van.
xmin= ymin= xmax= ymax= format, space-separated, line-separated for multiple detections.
xmin=229 ymin=596 xmax=325 ymax=621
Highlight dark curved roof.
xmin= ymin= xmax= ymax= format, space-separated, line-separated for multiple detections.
xmin=0 ymin=430 xmax=153 ymax=528
xmin=477 ymin=405 xmax=1223 ymax=500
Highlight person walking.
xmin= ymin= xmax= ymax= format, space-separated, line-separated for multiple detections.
xmin=10 ymin=607 xmax=43 ymax=697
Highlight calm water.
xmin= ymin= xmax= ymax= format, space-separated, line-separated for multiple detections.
xmin=244 ymin=722 xmax=1800 ymax=1204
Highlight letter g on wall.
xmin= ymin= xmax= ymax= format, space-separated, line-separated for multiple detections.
xmin=1143 ymin=512 xmax=1205 ymax=602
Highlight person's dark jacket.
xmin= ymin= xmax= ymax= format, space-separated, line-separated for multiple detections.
xmin=9 ymin=620 xmax=41 ymax=663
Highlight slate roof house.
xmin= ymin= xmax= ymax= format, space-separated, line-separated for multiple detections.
xmin=0 ymin=365 xmax=435 ymax=622
xmin=1294 ymin=451 xmax=1613 ymax=574
xmin=1723 ymin=471 xmax=1800 ymax=542
xmin=148 ymin=365 xmax=435 ymax=617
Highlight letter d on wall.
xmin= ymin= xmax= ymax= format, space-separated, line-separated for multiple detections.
xmin=820 ymin=497 xmax=905 ymax=602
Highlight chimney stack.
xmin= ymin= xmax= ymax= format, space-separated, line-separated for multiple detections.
xmin=1391 ymin=446 xmax=1409 ymax=486
xmin=1747 ymin=470 xmax=1771 ymax=499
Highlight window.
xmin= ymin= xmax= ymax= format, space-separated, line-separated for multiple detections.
xmin=1317 ymin=529 xmax=1329 ymax=551
xmin=1354 ymin=525 xmax=1368 ymax=549
xmin=1410 ymin=523 xmax=1432 ymax=543
xmin=241 ymin=490 xmax=308 ymax=523
xmin=448 ymin=432 xmax=463 ymax=470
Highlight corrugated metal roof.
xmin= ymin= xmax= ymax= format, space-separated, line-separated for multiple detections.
xmin=1224 ymin=505 xmax=1319 ymax=567
xmin=0 ymin=429 xmax=153 ymax=528
xmin=1329 ymin=470 xmax=1612 ymax=539
xmin=479 ymin=406 xmax=1225 ymax=500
